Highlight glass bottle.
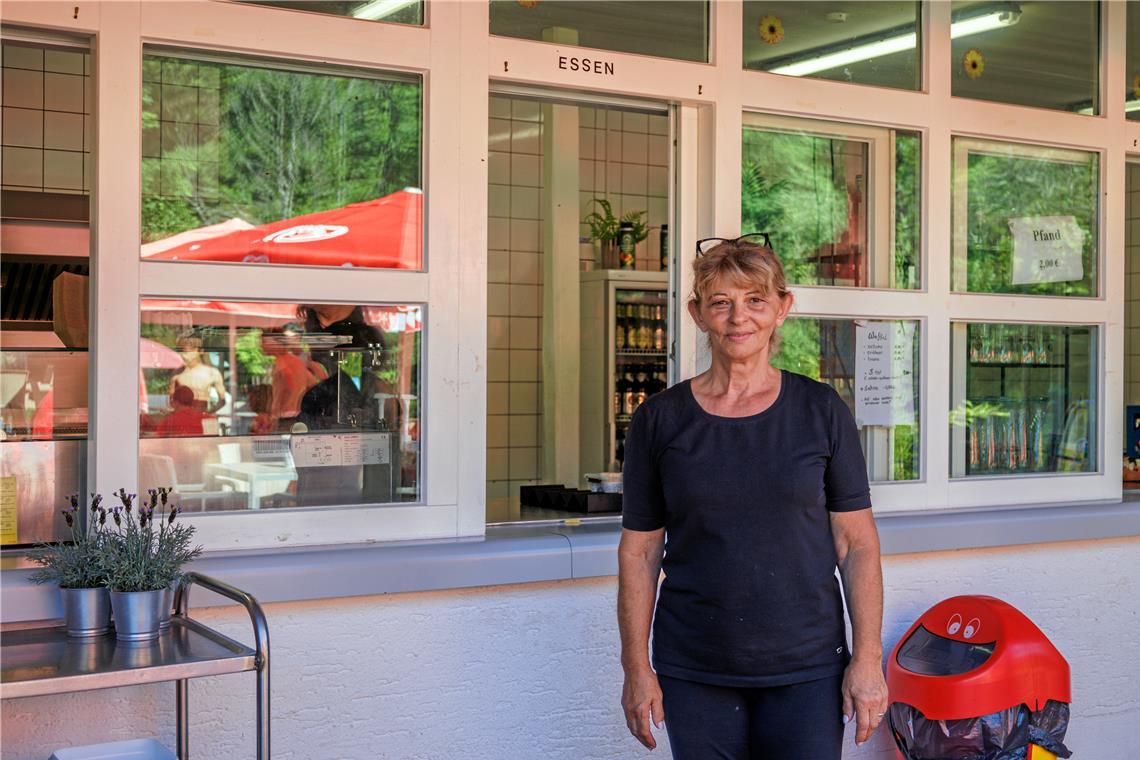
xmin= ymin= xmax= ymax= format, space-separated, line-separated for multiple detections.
xmin=1029 ymin=396 xmax=1052 ymax=471
xmin=982 ymin=399 xmax=998 ymax=472
xmin=618 ymin=222 xmax=635 ymax=270
xmin=980 ymin=324 xmax=996 ymax=363
xmin=969 ymin=325 xmax=981 ymax=363
xmin=997 ymin=326 xmax=1014 ymax=364
xmin=622 ymin=372 xmax=636 ymax=416
xmin=653 ymin=306 xmax=666 ymax=351
xmin=634 ymin=372 xmax=648 ymax=411
xmin=1035 ymin=327 xmax=1050 ymax=365
xmin=968 ymin=414 xmax=981 ymax=472
xmin=615 ymin=304 xmax=626 ymax=350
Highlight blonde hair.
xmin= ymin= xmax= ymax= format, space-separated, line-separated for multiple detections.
xmin=690 ymin=239 xmax=790 ymax=352
xmin=691 ymin=239 xmax=789 ymax=303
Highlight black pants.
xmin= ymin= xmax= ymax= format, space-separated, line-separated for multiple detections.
xmin=658 ymin=673 xmax=845 ymax=760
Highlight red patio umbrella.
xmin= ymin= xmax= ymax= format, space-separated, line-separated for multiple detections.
xmin=141 ymin=189 xmax=422 ymax=269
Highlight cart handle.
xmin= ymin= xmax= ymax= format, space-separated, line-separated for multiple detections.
xmin=174 ymin=572 xmax=270 ymax=673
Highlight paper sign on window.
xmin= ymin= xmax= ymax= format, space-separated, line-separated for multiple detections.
xmin=855 ymin=322 xmax=916 ymax=428
xmin=1008 ymin=216 xmax=1084 ymax=285
xmin=290 ymin=432 xmax=391 ymax=467
xmin=1 ymin=476 xmax=18 ymax=545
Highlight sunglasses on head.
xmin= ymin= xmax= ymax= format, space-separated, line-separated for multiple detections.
xmin=695 ymin=232 xmax=773 ymax=256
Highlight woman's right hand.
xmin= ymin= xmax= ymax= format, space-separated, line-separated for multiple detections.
xmin=622 ymin=666 xmax=665 ymax=750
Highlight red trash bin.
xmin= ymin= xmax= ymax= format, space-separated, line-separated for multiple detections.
xmin=886 ymin=595 xmax=1072 ymax=759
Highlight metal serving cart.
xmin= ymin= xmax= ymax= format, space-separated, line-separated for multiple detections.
xmin=1 ymin=573 xmax=270 ymax=759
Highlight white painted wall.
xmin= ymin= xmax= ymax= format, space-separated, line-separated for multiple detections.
xmin=4 ymin=537 xmax=1137 ymax=759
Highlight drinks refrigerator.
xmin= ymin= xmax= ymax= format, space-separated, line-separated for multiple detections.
xmin=579 ymin=270 xmax=669 ymax=477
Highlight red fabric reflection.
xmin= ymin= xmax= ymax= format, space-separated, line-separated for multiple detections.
xmin=141 ymin=190 xmax=422 ymax=269
xmin=139 ymin=301 xmax=421 ymax=333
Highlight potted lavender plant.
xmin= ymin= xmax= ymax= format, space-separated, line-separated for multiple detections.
xmin=28 ymin=494 xmax=112 ymax=638
xmin=101 ymin=488 xmax=202 ymax=642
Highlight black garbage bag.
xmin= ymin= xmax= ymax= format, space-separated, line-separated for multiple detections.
xmin=888 ymin=699 xmax=1071 ymax=760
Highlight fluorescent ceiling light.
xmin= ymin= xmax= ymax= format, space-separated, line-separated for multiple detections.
xmin=770 ymin=9 xmax=1020 ymax=77
xmin=1077 ymin=99 xmax=1140 ymax=116
xmin=353 ymin=0 xmax=417 ymax=21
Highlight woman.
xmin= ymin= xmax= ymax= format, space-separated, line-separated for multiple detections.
xmin=618 ymin=236 xmax=888 ymax=759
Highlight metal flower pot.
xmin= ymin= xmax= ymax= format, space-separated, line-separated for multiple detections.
xmin=159 ymin=584 xmax=175 ymax=631
xmin=109 ymin=589 xmax=166 ymax=642
xmin=60 ymin=586 xmax=112 ymax=638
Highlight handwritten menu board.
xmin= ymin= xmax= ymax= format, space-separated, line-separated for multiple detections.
xmin=855 ymin=322 xmax=916 ymax=428
xmin=1 ymin=476 xmax=17 ymax=544
xmin=291 ymin=433 xmax=392 ymax=468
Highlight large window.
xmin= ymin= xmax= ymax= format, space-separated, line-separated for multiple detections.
xmin=140 ymin=52 xmax=423 ymax=269
xmin=139 ymin=300 xmax=421 ymax=511
xmin=236 ymin=0 xmax=423 ymax=25
xmin=951 ymin=138 xmax=1099 ymax=297
xmin=774 ymin=318 xmax=921 ymax=482
xmin=489 ymin=1 xmax=709 ymax=63
xmin=950 ymin=1 xmax=1100 ymax=114
xmin=743 ymin=1 xmax=921 ymax=92
xmin=951 ymin=323 xmax=1097 ymax=478
xmin=742 ymin=114 xmax=921 ymax=290
xmin=1 ymin=37 xmax=92 ymax=547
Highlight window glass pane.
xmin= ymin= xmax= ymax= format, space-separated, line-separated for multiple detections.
xmin=1129 ymin=1 xmax=1140 ymax=120
xmin=951 ymin=323 xmax=1098 ymax=478
xmin=774 ymin=318 xmax=920 ymax=482
xmin=235 ymin=0 xmax=423 ymax=25
xmin=742 ymin=114 xmax=921 ymax=289
xmin=140 ymin=52 xmax=422 ymax=269
xmin=952 ymin=138 xmax=1098 ymax=296
xmin=743 ymin=1 xmax=921 ymax=91
xmin=489 ymin=1 xmax=708 ymax=63
xmin=1125 ymin=163 xmax=1139 ymax=483
xmin=487 ymin=96 xmax=673 ymax=522
xmin=1 ymin=39 xmax=92 ymax=547
xmin=951 ymin=1 xmax=1099 ymax=114
xmin=139 ymin=301 xmax=421 ymax=510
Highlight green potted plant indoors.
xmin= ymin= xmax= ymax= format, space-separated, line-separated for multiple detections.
xmin=585 ymin=199 xmax=649 ymax=269
xmin=28 ymin=494 xmax=112 ymax=638
xmin=101 ymin=488 xmax=202 ymax=642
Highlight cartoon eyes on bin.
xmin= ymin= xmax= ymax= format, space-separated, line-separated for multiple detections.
xmin=963 ymin=618 xmax=981 ymax=639
xmin=947 ymin=613 xmax=963 ymax=636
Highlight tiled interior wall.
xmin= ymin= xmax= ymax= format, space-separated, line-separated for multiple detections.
xmin=0 ymin=42 xmax=92 ymax=194
xmin=141 ymin=56 xmax=221 ymax=203
xmin=486 ymin=96 xmax=669 ymax=521
xmin=578 ymin=107 xmax=671 ymax=270
xmin=487 ymin=97 xmax=545 ymax=523
xmin=1125 ymin=164 xmax=1140 ymax=427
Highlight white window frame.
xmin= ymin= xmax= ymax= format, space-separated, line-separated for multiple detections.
xmin=1 ymin=0 xmax=1136 ymax=548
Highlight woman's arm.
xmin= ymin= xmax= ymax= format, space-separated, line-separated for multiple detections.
xmin=830 ymin=508 xmax=889 ymax=747
xmin=618 ymin=526 xmax=666 ymax=750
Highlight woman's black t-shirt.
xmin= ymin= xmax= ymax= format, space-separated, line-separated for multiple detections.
xmin=621 ymin=371 xmax=872 ymax=687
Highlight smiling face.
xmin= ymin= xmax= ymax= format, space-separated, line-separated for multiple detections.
xmin=688 ymin=276 xmax=793 ymax=363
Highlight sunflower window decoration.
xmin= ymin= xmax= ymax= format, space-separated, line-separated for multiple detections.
xmin=963 ymin=49 xmax=985 ymax=79
xmin=759 ymin=15 xmax=784 ymax=45
xmin=1132 ymin=73 xmax=1140 ymax=100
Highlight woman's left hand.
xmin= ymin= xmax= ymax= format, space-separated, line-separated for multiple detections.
xmin=841 ymin=655 xmax=889 ymax=746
